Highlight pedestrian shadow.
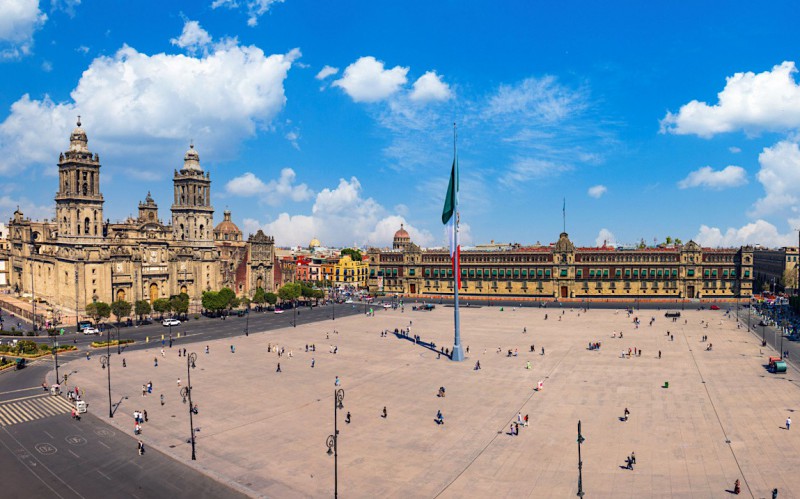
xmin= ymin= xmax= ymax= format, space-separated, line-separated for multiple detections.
xmin=724 ymin=489 xmax=737 ymax=494
xmin=394 ymin=332 xmax=451 ymax=359
xmin=111 ymin=395 xmax=127 ymax=417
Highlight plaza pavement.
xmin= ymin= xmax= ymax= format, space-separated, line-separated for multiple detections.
xmin=56 ymin=304 xmax=800 ymax=498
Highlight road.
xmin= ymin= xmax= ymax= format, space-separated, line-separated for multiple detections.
xmin=0 ymin=303 xmax=378 ymax=499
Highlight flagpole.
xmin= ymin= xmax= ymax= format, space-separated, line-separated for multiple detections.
xmin=452 ymin=122 xmax=464 ymax=362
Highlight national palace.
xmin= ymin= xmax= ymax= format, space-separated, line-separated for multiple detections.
xmin=367 ymin=227 xmax=755 ymax=300
xmin=5 ymin=120 xmax=275 ymax=322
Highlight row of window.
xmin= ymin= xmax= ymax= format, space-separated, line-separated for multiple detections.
xmin=372 ymin=268 xmax=752 ymax=279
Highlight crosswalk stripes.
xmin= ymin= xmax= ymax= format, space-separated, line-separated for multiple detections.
xmin=0 ymin=394 xmax=75 ymax=427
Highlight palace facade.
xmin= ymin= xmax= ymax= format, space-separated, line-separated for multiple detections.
xmin=367 ymin=227 xmax=754 ymax=300
xmin=6 ymin=120 xmax=274 ymax=323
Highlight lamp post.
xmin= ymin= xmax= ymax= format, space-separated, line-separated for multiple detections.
xmin=99 ymin=328 xmax=113 ymax=418
xmin=325 ymin=388 xmax=345 ymax=498
xmin=244 ymin=304 xmax=249 ymax=336
xmin=577 ymin=420 xmax=585 ymax=498
xmin=180 ymin=351 xmax=198 ymax=460
xmin=52 ymin=337 xmax=60 ymax=386
xmin=332 ymin=285 xmax=335 ymax=321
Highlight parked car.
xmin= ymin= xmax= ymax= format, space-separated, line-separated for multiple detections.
xmin=274 ymin=308 xmax=284 ymax=314
xmin=162 ymin=318 xmax=181 ymax=327
xmin=710 ymin=305 xmax=720 ymax=310
xmin=82 ymin=327 xmax=100 ymax=335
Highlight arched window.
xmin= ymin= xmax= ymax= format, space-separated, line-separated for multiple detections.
xmin=84 ymin=217 xmax=90 ymax=234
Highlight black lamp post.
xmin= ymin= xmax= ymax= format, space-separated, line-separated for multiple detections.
xmin=577 ymin=420 xmax=585 ymax=497
xmin=75 ymin=269 xmax=80 ymax=333
xmin=244 ymin=305 xmax=249 ymax=336
xmin=51 ymin=337 xmax=60 ymax=386
xmin=325 ymin=388 xmax=345 ymax=498
xmin=180 ymin=351 xmax=198 ymax=460
xmin=99 ymin=328 xmax=113 ymax=418
xmin=332 ymin=286 xmax=335 ymax=321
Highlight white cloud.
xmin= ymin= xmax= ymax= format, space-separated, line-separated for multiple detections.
xmin=40 ymin=60 xmax=51 ymax=72
xmin=50 ymin=0 xmax=80 ymax=16
xmin=694 ymin=220 xmax=794 ymax=248
xmin=0 ymin=42 xmax=301 ymax=176
xmin=587 ymin=184 xmax=607 ymax=198
xmin=729 ymin=146 xmax=741 ymax=153
xmin=661 ymin=61 xmax=800 ymax=137
xmin=0 ymin=192 xmax=52 ymax=222
xmin=677 ymin=165 xmax=747 ymax=190
xmin=225 ymin=168 xmax=312 ymax=205
xmin=0 ymin=0 xmax=47 ymax=58
xmin=243 ymin=176 xmax=433 ymax=247
xmin=409 ymin=71 xmax=451 ymax=102
xmin=315 ymin=65 xmax=338 ymax=80
xmin=333 ymin=56 xmax=408 ymax=103
xmin=484 ymin=76 xmax=587 ymax=123
xmin=750 ymin=141 xmax=800 ymax=217
xmin=285 ymin=130 xmax=299 ymax=150
xmin=500 ymin=157 xmax=572 ymax=186
xmin=170 ymin=20 xmax=212 ymax=55
xmin=211 ymin=0 xmax=284 ymax=27
xmin=595 ymin=228 xmax=616 ymax=247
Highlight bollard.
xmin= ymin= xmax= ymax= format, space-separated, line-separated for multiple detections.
xmin=177 ymin=333 xmax=180 ymax=338
xmin=145 ymin=336 xmax=149 ymax=343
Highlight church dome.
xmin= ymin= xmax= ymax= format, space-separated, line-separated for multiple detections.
xmin=309 ymin=237 xmax=321 ymax=248
xmin=214 ymin=210 xmax=241 ymax=240
xmin=181 ymin=144 xmax=203 ymax=172
xmin=69 ymin=117 xmax=89 ymax=153
xmin=394 ymin=224 xmax=410 ymax=240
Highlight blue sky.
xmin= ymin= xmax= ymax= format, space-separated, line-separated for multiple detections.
xmin=2 ymin=1 xmax=800 ymax=249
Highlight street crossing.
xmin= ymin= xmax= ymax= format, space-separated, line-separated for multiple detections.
xmin=0 ymin=394 xmax=74 ymax=427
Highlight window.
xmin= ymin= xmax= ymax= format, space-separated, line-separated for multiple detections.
xmin=423 ymin=269 xmax=429 ymax=277
xmin=730 ymin=270 xmax=736 ymax=277
xmin=537 ymin=269 xmax=543 ymax=277
xmin=744 ymin=270 xmax=750 ymax=277
xmin=712 ymin=269 xmax=717 ymax=277
xmin=615 ymin=269 xmax=622 ymax=277
xmin=492 ymin=269 xmax=498 ymax=276
xmin=409 ymin=269 xmax=415 ymax=276
xmin=499 ymin=269 xmax=505 ymax=277
xmin=687 ymin=269 xmax=695 ymax=277
xmin=672 ymin=269 xmax=678 ymax=277
xmin=633 ymin=270 xmax=639 ymax=278
xmin=704 ymin=269 xmax=710 ymax=277
xmin=589 ymin=270 xmax=595 ymax=277
xmin=469 ymin=269 xmax=475 ymax=277
xmin=560 ymin=269 xmax=567 ymax=277
xmin=477 ymin=269 xmax=483 ymax=277
xmin=545 ymin=269 xmax=551 ymax=277
xmin=603 ymin=269 xmax=609 ymax=277
xmin=521 ymin=269 xmax=527 ymax=277
xmin=514 ymin=269 xmax=520 ymax=277
xmin=576 ymin=269 xmax=583 ymax=278
xmin=625 ymin=269 xmax=631 ymax=277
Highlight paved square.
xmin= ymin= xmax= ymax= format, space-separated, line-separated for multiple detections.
xmin=64 ymin=305 xmax=800 ymax=498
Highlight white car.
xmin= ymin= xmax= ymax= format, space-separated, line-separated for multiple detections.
xmin=274 ymin=308 xmax=284 ymax=314
xmin=82 ymin=327 xmax=100 ymax=335
xmin=162 ymin=318 xmax=181 ymax=327
xmin=345 ymin=299 xmax=353 ymax=304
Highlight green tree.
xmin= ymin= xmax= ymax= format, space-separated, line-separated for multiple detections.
xmin=152 ymin=298 xmax=171 ymax=319
xmin=110 ymin=300 xmax=132 ymax=327
xmin=135 ymin=300 xmax=152 ymax=323
xmin=85 ymin=301 xmax=111 ymax=325
xmin=665 ymin=236 xmax=673 ymax=245
xmin=278 ymin=282 xmax=301 ymax=304
xmin=253 ymin=287 xmax=266 ymax=306
xmin=340 ymin=248 xmax=362 ymax=262
xmin=674 ymin=238 xmax=683 ymax=245
xmin=265 ymin=292 xmax=278 ymax=306
xmin=169 ymin=293 xmax=189 ymax=319
xmin=218 ymin=287 xmax=237 ymax=314
xmin=240 ymin=296 xmax=251 ymax=309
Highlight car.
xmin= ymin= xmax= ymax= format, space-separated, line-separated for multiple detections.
xmin=274 ymin=308 xmax=284 ymax=314
xmin=710 ymin=305 xmax=720 ymax=310
xmin=162 ymin=318 xmax=181 ymax=327
xmin=78 ymin=320 xmax=93 ymax=331
xmin=345 ymin=299 xmax=354 ymax=304
xmin=82 ymin=327 xmax=100 ymax=335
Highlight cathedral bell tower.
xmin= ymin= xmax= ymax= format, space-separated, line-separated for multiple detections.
xmin=171 ymin=144 xmax=213 ymax=242
xmin=55 ymin=118 xmax=104 ymax=239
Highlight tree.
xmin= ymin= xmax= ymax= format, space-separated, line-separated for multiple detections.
xmin=85 ymin=301 xmax=111 ymax=325
xmin=152 ymin=298 xmax=171 ymax=319
xmin=674 ymin=238 xmax=683 ymax=245
xmin=253 ymin=287 xmax=266 ymax=306
xmin=218 ymin=287 xmax=237 ymax=315
xmin=265 ymin=292 xmax=278 ymax=306
xmin=110 ymin=300 xmax=132 ymax=327
xmin=278 ymin=282 xmax=301 ymax=304
xmin=170 ymin=293 xmax=189 ymax=319
xmin=783 ymin=267 xmax=798 ymax=291
xmin=135 ymin=300 xmax=152 ymax=323
xmin=240 ymin=296 xmax=251 ymax=309
xmin=340 ymin=248 xmax=362 ymax=262
xmin=665 ymin=236 xmax=673 ymax=245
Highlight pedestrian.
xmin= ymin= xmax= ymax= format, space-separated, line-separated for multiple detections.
xmin=138 ymin=440 xmax=145 ymax=456
xmin=311 ymin=358 xmax=315 ymax=368
xmin=624 ymin=407 xmax=630 ymax=421
xmin=154 ymin=357 xmax=158 ymax=367
xmin=148 ymin=381 xmax=152 ymax=393
xmin=631 ymin=451 xmax=636 ymax=464
xmin=177 ymin=378 xmax=181 ymax=387
xmin=161 ymin=348 xmax=165 ymax=358
xmin=230 ymin=345 xmax=235 ymax=353
xmin=142 ymin=385 xmax=146 ymax=397
xmin=510 ymin=423 xmax=515 ymax=436
xmin=517 ymin=412 xmax=523 ymax=424
xmin=437 ymin=410 xmax=444 ymax=425
xmin=183 ymin=348 xmax=186 ymax=356
xmin=205 ymin=345 xmax=209 ymax=354
xmin=335 ymin=376 xmax=340 ymax=386
xmin=541 ymin=347 xmax=545 ymax=355
xmin=787 ymin=416 xmax=792 ymax=430
xmin=382 ymin=406 xmax=387 ymax=418
xmin=276 ymin=363 xmax=281 ymax=373
xmin=773 ymin=487 xmax=779 ymax=499
xmin=346 ymin=411 xmax=351 ymax=424
xmin=524 ymin=414 xmax=529 ymax=427
xmin=160 ymin=394 xmax=165 ymax=406
xmin=658 ymin=350 xmax=661 ymax=359
xmin=122 ymin=358 xmax=126 ymax=368
xmin=526 ymin=361 xmax=531 ymax=370
xmin=474 ymin=360 xmax=481 ymax=370
xmin=143 ymin=410 xmax=148 ymax=422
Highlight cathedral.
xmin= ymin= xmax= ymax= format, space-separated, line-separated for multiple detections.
xmin=6 ymin=120 xmax=274 ymax=323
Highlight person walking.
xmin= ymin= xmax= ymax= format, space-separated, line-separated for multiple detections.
xmin=382 ymin=406 xmax=387 ymax=418
xmin=138 ymin=440 xmax=145 ymax=456
xmin=437 ymin=410 xmax=444 ymax=425
xmin=142 ymin=385 xmax=146 ymax=397
xmin=160 ymin=394 xmax=165 ymax=406
xmin=205 ymin=345 xmax=209 ymax=354
xmin=345 ymin=411 xmax=351 ymax=424
xmin=624 ymin=407 xmax=630 ymax=421
xmin=276 ymin=363 xmax=281 ymax=373
xmin=143 ymin=410 xmax=148 ymax=422
xmin=311 ymin=358 xmax=315 ymax=368
xmin=177 ymin=378 xmax=181 ymax=387
xmin=658 ymin=350 xmax=661 ymax=359
xmin=335 ymin=376 xmax=340 ymax=386
xmin=787 ymin=416 xmax=792 ymax=430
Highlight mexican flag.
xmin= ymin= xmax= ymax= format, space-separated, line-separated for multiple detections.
xmin=442 ymin=158 xmax=461 ymax=289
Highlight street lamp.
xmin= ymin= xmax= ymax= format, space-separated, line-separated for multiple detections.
xmin=75 ymin=269 xmax=80 ymax=333
xmin=577 ymin=420 xmax=585 ymax=498
xmin=51 ymin=337 xmax=60 ymax=386
xmin=325 ymin=388 xmax=345 ymax=498
xmin=180 ymin=351 xmax=198 ymax=460
xmin=99 ymin=329 xmax=113 ymax=418
xmin=244 ymin=304 xmax=249 ymax=336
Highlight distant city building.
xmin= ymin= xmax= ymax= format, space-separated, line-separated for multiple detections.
xmin=367 ymin=227 xmax=754 ymax=300
xmin=753 ymin=247 xmax=799 ymax=293
xmin=5 ymin=120 xmax=275 ymax=325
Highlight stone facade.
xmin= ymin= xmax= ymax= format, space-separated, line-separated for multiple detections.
xmin=753 ymin=247 xmax=799 ymax=293
xmin=6 ymin=121 xmax=274 ymax=324
xmin=367 ymin=228 xmax=755 ymax=300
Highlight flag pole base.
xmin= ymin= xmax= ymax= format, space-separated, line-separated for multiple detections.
xmin=451 ymin=344 xmax=465 ymax=362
